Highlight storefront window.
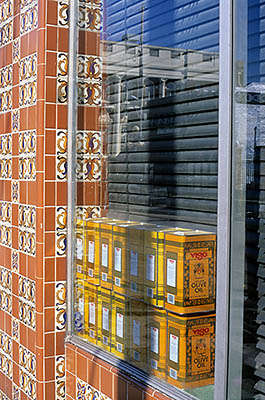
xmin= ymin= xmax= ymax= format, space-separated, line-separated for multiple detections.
xmin=70 ymin=1 xmax=219 ymax=398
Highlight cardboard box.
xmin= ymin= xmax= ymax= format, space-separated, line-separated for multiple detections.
xmin=98 ymin=288 xmax=112 ymax=352
xmin=147 ymin=306 xmax=166 ymax=379
xmin=130 ymin=299 xmax=147 ymax=371
xmin=111 ymin=293 xmax=130 ymax=359
xmin=84 ymin=283 xmax=98 ymax=345
xmin=75 ymin=220 xmax=86 ymax=281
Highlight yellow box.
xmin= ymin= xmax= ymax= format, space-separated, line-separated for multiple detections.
xmin=147 ymin=306 xmax=166 ymax=379
xmin=75 ymin=220 xmax=86 ymax=281
xmin=130 ymin=300 xmax=147 ymax=371
xmin=85 ymin=218 xmax=106 ymax=286
xmin=84 ymin=283 xmax=98 ymax=345
xmin=112 ymin=221 xmax=140 ymax=295
xmin=111 ymin=293 xmax=129 ymax=359
xmin=74 ymin=279 xmax=86 ymax=338
xmin=98 ymin=288 xmax=112 ymax=352
xmin=100 ymin=221 xmax=114 ymax=290
xmin=167 ymin=312 xmax=215 ymax=389
xmin=164 ymin=230 xmax=216 ymax=314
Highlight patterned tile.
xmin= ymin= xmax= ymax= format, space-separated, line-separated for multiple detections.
xmin=20 ymin=1 xmax=38 ymax=35
xmin=76 ymin=130 xmax=101 ymax=155
xmin=57 ymin=53 xmax=68 ymax=103
xmin=56 ymin=355 xmax=65 ymax=400
xmin=19 ymin=130 xmax=36 ymax=180
xmin=56 ymin=206 xmax=67 ymax=256
xmin=56 ymin=130 xmax=67 ymax=180
xmin=0 ymin=202 xmax=12 ymax=247
xmin=0 ymin=64 xmax=12 ymax=113
xmin=18 ymin=205 xmax=36 ymax=255
xmin=0 ymin=329 xmax=13 ymax=380
xmin=12 ymin=109 xmax=20 ymax=132
xmin=0 ymin=266 xmax=12 ymax=315
xmin=76 ymin=378 xmax=111 ymax=400
xmin=0 ymin=388 xmax=11 ymax=400
xmin=58 ymin=0 xmax=69 ymax=27
xmin=78 ymin=2 xmax=102 ymax=32
xmin=11 ymin=181 xmax=19 ymax=203
xmin=0 ymin=134 xmax=12 ymax=179
xmin=77 ymin=81 xmax=102 ymax=106
xmin=76 ymin=156 xmax=101 ymax=181
xmin=12 ymin=317 xmax=20 ymax=341
xmin=19 ymin=368 xmax=36 ymax=400
xmin=55 ymin=282 xmax=66 ymax=331
xmin=0 ymin=0 xmax=13 ymax=48
xmin=18 ymin=276 xmax=36 ymax=329
xmin=19 ymin=54 xmax=37 ymax=108
xmin=19 ymin=345 xmax=36 ymax=377
xmin=12 ymin=384 xmax=20 ymax=400
xmin=75 ymin=206 xmax=100 ymax=220
xmin=13 ymin=39 xmax=20 ymax=63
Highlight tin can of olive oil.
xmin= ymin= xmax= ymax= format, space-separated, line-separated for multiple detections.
xmin=130 ymin=299 xmax=147 ymax=371
xmin=84 ymin=283 xmax=98 ymax=345
xmin=98 ymin=288 xmax=112 ymax=352
xmin=111 ymin=292 xmax=130 ymax=360
xmin=147 ymin=305 xmax=166 ymax=380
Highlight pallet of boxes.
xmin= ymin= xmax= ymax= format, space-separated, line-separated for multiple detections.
xmin=74 ymin=218 xmax=216 ymax=390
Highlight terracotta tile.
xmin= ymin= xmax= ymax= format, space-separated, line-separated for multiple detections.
xmin=46 ymin=52 xmax=57 ymax=77
xmin=78 ymin=31 xmax=100 ymax=56
xmin=13 ymin=62 xmax=19 ymax=86
xmin=36 ymin=312 xmax=44 ymax=348
xmin=14 ymin=0 xmax=20 ymax=15
xmin=4 ymin=376 xmax=12 ymax=398
xmin=36 ymin=382 xmax=44 ymax=400
xmin=38 ymin=29 xmax=46 ymax=64
xmin=66 ymin=372 xmax=76 ymax=399
xmin=28 ymin=255 xmax=36 ymax=280
xmin=28 ymin=327 xmax=35 ymax=353
xmin=46 ymin=78 xmax=57 ymax=103
xmin=12 ymin=132 xmax=19 ymax=155
xmin=37 ymin=67 xmax=45 ymax=102
xmin=47 ymin=26 xmax=57 ymax=51
xmin=46 ymin=104 xmax=56 ymax=129
xmin=45 ymin=381 xmax=55 ymax=399
xmin=45 ymin=130 xmax=56 ymax=154
xmin=13 ymin=362 xmax=19 ymax=386
xmin=77 ymin=182 xmax=100 ymax=206
xmin=0 ymin=114 xmax=4 ymax=134
xmin=12 ymin=156 xmax=18 ymax=180
xmin=45 ymin=332 xmax=55 ymax=357
xmin=45 ymin=181 xmax=55 ymax=206
xmin=101 ymin=368 xmax=113 ymax=398
xmin=36 ymin=207 xmax=44 ymax=243
xmin=36 ymin=349 xmax=44 ymax=382
xmin=56 ymin=257 xmax=66 ymax=281
xmin=128 ymin=384 xmax=142 ymax=400
xmin=32 ymin=173 xmax=44 ymax=206
xmin=77 ymin=352 xmax=87 ymax=381
xmin=5 ymin=312 xmax=11 ymax=336
xmin=45 ymin=156 xmax=56 ymax=180
xmin=87 ymin=360 xmax=99 ymax=389
xmin=37 ymin=100 xmax=45 ymax=135
xmin=45 ymin=257 xmax=55 ymax=282
xmin=45 ymin=357 xmax=55 ymax=381
xmin=20 ymin=107 xmax=28 ymax=131
xmin=5 ymin=112 xmax=11 ymax=134
xmin=20 ymin=253 xmax=27 ymax=276
xmin=44 ymin=307 xmax=55 ymax=332
xmin=4 ymin=180 xmax=11 ymax=201
xmin=12 ymin=227 xmax=18 ymax=249
xmin=0 ymin=310 xmax=3 ymax=330
xmin=58 ymin=27 xmax=69 ymax=52
xmin=66 ymin=344 xmax=76 ymax=374
xmin=0 ymin=180 xmax=4 ymax=201
xmin=57 ymin=104 xmax=68 ymax=129
xmin=113 ymin=374 xmax=127 ymax=400
xmin=4 ymin=247 xmax=11 ymax=269
xmin=36 ymin=278 xmax=44 ymax=311
xmin=13 ymin=14 xmax=20 ymax=39
xmin=94 ymin=357 xmax=112 ymax=371
xmin=57 ymin=182 xmax=67 ymax=206
xmin=45 ymin=283 xmax=55 ymax=307
xmin=45 ymin=232 xmax=55 ymax=257
xmin=47 ymin=0 xmax=58 ymax=25
xmin=12 ymin=272 xmax=18 ymax=296
xmin=29 ymin=29 xmax=37 ymax=54
xmin=21 ymin=392 xmax=28 ymax=400
xmin=20 ymin=322 xmax=27 ymax=347
xmin=56 ymin=331 xmax=65 ymax=355
xmin=12 ymin=85 xmax=19 ymax=111
xmin=21 ymin=33 xmax=28 ymax=59
xmin=84 ymin=106 xmax=100 ymax=131
xmin=45 ymin=207 xmax=55 ymax=231
xmin=28 ymin=104 xmax=37 ymax=130
xmin=38 ymin=0 xmax=46 ymax=29
xmin=36 ymin=243 xmax=44 ymax=279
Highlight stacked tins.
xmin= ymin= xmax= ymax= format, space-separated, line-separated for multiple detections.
xmin=74 ymin=218 xmax=216 ymax=389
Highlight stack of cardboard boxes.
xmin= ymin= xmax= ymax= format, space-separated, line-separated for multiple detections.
xmin=74 ymin=218 xmax=216 ymax=389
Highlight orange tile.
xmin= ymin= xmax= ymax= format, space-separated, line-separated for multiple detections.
xmin=36 ymin=278 xmax=44 ymax=311
xmin=47 ymin=0 xmax=58 ymax=25
xmin=27 ymin=180 xmax=37 ymax=205
xmin=28 ymin=104 xmax=37 ymax=130
xmin=12 ymin=295 xmax=19 ymax=320
xmin=78 ymin=31 xmax=100 ymax=56
xmin=37 ymin=100 xmax=45 ymax=135
xmin=66 ymin=345 xmax=76 ymax=374
xmin=56 ymin=331 xmax=65 ymax=355
xmin=12 ymin=204 xmax=18 ymax=226
xmin=45 ymin=258 xmax=55 ymax=282
xmin=66 ymin=372 xmax=76 ymax=399
xmin=20 ymin=107 xmax=28 ymax=131
xmin=45 ymin=181 xmax=55 ymax=206
xmin=77 ymin=352 xmax=87 ymax=382
xmin=77 ymin=182 xmax=100 ymax=206
xmin=0 ymin=310 xmax=3 ymax=330
xmin=35 ymin=173 xmax=44 ymax=207
xmin=36 ymin=312 xmax=44 ymax=348
xmin=0 ymin=181 xmax=4 ymax=200
xmin=36 ymin=347 xmax=44 ymax=381
xmin=4 ymin=247 xmax=11 ymax=269
xmin=47 ymin=26 xmax=57 ymax=51
xmin=45 ymin=156 xmax=56 ymax=180
xmin=36 ymin=243 xmax=44 ymax=279
xmin=45 ymin=283 xmax=55 ymax=307
xmin=37 ymin=29 xmax=46 ymax=64
xmin=45 ymin=357 xmax=55 ymax=381
xmin=6 ymin=43 xmax=12 ymax=66
xmin=12 ymin=273 xmax=18 ymax=296
xmin=128 ymin=384 xmax=142 ymax=400
xmin=13 ymin=362 xmax=19 ymax=386
xmin=101 ymin=368 xmax=113 ymax=398
xmin=12 ymin=86 xmax=19 ymax=110
xmin=29 ymin=29 xmax=37 ymax=54
xmin=4 ymin=376 xmax=12 ymax=399
xmin=45 ymin=232 xmax=55 ymax=257
xmin=13 ymin=14 xmax=20 ymax=39
xmin=38 ymin=0 xmax=46 ymax=29
xmin=44 ymin=307 xmax=55 ymax=332
xmin=154 ymin=392 xmax=172 ymax=400
xmin=87 ymin=360 xmax=99 ymax=389
xmin=57 ymin=104 xmax=68 ymax=129
xmin=56 ymin=257 xmax=66 ymax=281
xmin=46 ymin=104 xmax=56 ymax=129
xmin=45 ymin=382 xmax=56 ymax=400
xmin=45 ymin=332 xmax=55 ymax=357
xmin=12 ymin=156 xmax=19 ymax=180
xmin=27 ymin=327 xmax=35 ymax=353
xmin=5 ymin=312 xmax=11 ymax=336
xmin=12 ymin=132 xmax=19 ymax=155
xmin=4 ymin=180 xmax=11 ymax=201
xmin=28 ymin=255 xmax=36 ymax=280
xmin=37 ymin=65 xmax=45 ymax=101
xmin=45 ymin=207 xmax=55 ymax=231
xmin=46 ymin=77 xmax=57 ymax=103
xmin=13 ymin=62 xmax=19 ymax=86
xmin=36 ymin=207 xmax=43 ymax=243
xmin=5 ymin=112 xmax=11 ymax=134
xmin=45 ymin=130 xmax=56 ymax=154
xmin=14 ymin=0 xmax=20 ymax=15
xmin=21 ymin=33 xmax=29 ymax=59
xmin=20 ymin=323 xmax=27 ymax=347
xmin=57 ymin=182 xmax=67 ymax=206
xmin=19 ymin=181 xmax=27 ymax=203
xmin=12 ymin=227 xmax=18 ymax=249
xmin=46 ymin=52 xmax=57 ymax=77
xmin=20 ymin=253 xmax=27 ymax=275
xmin=58 ymin=27 xmax=69 ymax=52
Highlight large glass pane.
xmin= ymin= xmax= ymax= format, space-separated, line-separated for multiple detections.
xmin=229 ymin=0 xmax=265 ymax=399
xmin=72 ymin=1 xmax=219 ymax=399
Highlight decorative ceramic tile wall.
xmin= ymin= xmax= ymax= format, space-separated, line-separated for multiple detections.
xmin=20 ymin=0 xmax=38 ymax=35
xmin=56 ymin=130 xmax=67 ymax=181
xmin=18 ymin=275 xmax=36 ymax=329
xmin=19 ymin=368 xmax=36 ymax=400
xmin=19 ymin=54 xmax=37 ymax=108
xmin=13 ymin=39 xmax=20 ymax=63
xmin=58 ymin=0 xmax=69 ymax=27
xmin=11 ymin=181 xmax=19 ymax=204
xmin=0 ymin=134 xmax=12 ymax=179
xmin=0 ymin=201 xmax=12 ymax=247
xmin=55 ymin=355 xmax=65 ymax=400
xmin=12 ymin=384 xmax=20 ymax=400
xmin=55 ymin=281 xmax=66 ymax=331
xmin=56 ymin=206 xmax=67 ymax=256
xmin=77 ymin=55 xmax=102 ymax=106
xmin=57 ymin=53 xmax=68 ymax=104
xmin=0 ymin=266 xmax=12 ymax=314
xmin=0 ymin=389 xmax=10 ymax=400
xmin=18 ymin=204 xmax=36 ymax=255
xmin=0 ymin=65 xmax=12 ymax=113
xmin=0 ymin=330 xmax=13 ymax=380
xmin=0 ymin=0 xmax=13 ymax=48
xmin=75 ymin=206 xmax=101 ymax=220
xmin=12 ymin=110 xmax=19 ymax=132
xmin=12 ymin=317 xmax=20 ymax=342
xmin=78 ymin=1 xmax=102 ymax=31
xmin=18 ymin=129 xmax=36 ymax=180
xmin=76 ymin=378 xmax=111 ymax=400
